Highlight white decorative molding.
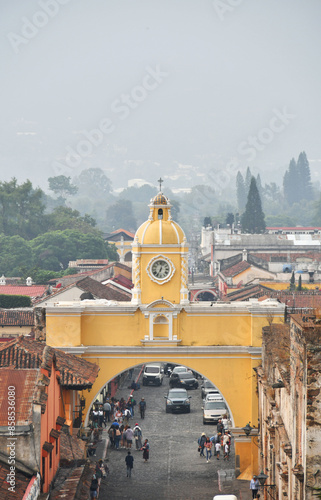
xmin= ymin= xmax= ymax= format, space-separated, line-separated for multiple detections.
xmin=57 ymin=345 xmax=262 ymax=356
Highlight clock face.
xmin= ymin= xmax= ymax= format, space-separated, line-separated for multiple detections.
xmin=151 ymin=259 xmax=170 ymax=279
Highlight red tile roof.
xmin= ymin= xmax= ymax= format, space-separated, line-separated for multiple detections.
xmin=0 ymin=337 xmax=99 ymax=389
xmin=105 ymin=228 xmax=135 ymax=240
xmin=0 ymin=460 xmax=35 ymax=500
xmin=0 ymin=368 xmax=40 ymax=425
xmin=111 ymin=274 xmax=133 ymax=289
xmin=220 ymin=260 xmax=251 ymax=278
xmin=50 ymin=461 xmax=96 ymax=500
xmin=0 ymin=310 xmax=34 ymax=326
xmin=0 ymin=286 xmax=47 ymax=298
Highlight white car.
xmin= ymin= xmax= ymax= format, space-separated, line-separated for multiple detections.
xmin=204 ymin=393 xmax=222 ymax=403
xmin=172 ymin=365 xmax=192 ymax=375
xmin=202 ymin=400 xmax=228 ymax=425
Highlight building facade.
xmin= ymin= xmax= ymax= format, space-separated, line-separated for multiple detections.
xmin=46 ymin=191 xmax=286 ymax=476
xmin=257 ymin=317 xmax=321 ymax=499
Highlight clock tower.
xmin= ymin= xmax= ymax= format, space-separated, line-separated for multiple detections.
xmin=131 ymin=190 xmax=189 ymax=306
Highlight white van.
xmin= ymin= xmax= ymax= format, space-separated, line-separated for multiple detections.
xmin=142 ymin=363 xmax=164 ymax=386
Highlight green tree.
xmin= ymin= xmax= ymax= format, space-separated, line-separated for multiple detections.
xmin=290 ymin=271 xmax=295 ymax=290
xmin=245 ymin=167 xmax=252 ymax=196
xmin=30 ymin=229 xmax=116 ymax=271
xmin=226 ymin=213 xmax=235 ymax=226
xmin=0 ymin=235 xmax=33 ymax=276
xmin=236 ymin=172 xmax=247 ymax=210
xmin=203 ymin=216 xmax=212 ymax=227
xmin=241 ymin=177 xmax=266 ymax=233
xmin=0 ymin=178 xmax=46 ymax=239
xmin=73 ymin=168 xmax=112 ymax=198
xmin=105 ymin=199 xmax=137 ymax=232
xmin=283 ymin=158 xmax=298 ymax=205
xmin=46 ymin=206 xmax=97 ymax=233
xmin=297 ymin=151 xmax=312 ymax=201
xmin=48 ymin=175 xmax=78 ymax=201
xmin=297 ymin=275 xmax=302 ymax=291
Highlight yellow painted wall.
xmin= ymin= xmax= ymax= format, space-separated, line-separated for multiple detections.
xmin=80 ymin=353 xmax=255 ymax=428
xmin=260 ymin=281 xmax=321 ymax=290
xmin=139 ymin=250 xmax=183 ymax=304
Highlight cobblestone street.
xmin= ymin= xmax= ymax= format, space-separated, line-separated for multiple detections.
xmin=98 ymin=367 xmax=251 ymax=499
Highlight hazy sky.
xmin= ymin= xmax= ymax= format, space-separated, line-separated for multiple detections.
xmin=1 ymin=0 xmax=321 ymax=191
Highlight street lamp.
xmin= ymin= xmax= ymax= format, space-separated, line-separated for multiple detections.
xmin=257 ymin=470 xmax=276 ymax=499
xmin=242 ymin=422 xmax=253 ymax=436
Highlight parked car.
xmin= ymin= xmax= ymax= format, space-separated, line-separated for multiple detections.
xmin=172 ymin=365 xmax=192 ymax=375
xmin=169 ymin=371 xmax=199 ymax=389
xmin=201 ymin=379 xmax=218 ymax=399
xmin=203 ymin=392 xmax=221 ymax=404
xmin=164 ymin=388 xmax=191 ymax=413
xmin=142 ymin=363 xmax=164 ymax=386
xmin=202 ymin=400 xmax=228 ymax=424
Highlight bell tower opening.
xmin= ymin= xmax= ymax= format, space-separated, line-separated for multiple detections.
xmin=158 ymin=208 xmax=163 ymax=219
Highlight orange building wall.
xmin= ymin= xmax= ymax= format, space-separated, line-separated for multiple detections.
xmin=40 ymin=365 xmax=61 ymax=493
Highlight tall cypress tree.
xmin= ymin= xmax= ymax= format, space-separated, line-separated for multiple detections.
xmin=297 ymin=151 xmax=312 ymax=200
xmin=283 ymin=153 xmax=312 ymax=204
xmin=236 ymin=171 xmax=247 ymax=210
xmin=256 ymin=173 xmax=264 ymax=202
xmin=245 ymin=167 xmax=252 ymax=196
xmin=241 ymin=177 xmax=266 ymax=233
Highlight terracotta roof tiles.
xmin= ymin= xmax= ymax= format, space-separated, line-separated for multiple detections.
xmin=0 ymin=309 xmax=34 ymax=326
xmin=0 ymin=461 xmax=34 ymax=500
xmin=0 ymin=285 xmax=47 ymax=298
xmin=0 ymin=337 xmax=99 ymax=389
xmin=220 ymin=260 xmax=251 ymax=278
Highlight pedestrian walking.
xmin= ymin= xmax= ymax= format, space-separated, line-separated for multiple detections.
xmin=115 ymin=426 xmax=121 ymax=450
xmin=204 ymin=436 xmax=213 ymax=463
xmin=133 ymin=423 xmax=143 ymax=450
xmin=89 ymin=474 xmax=99 ymax=499
xmin=139 ymin=397 xmax=146 ymax=419
xmin=128 ymin=396 xmax=136 ymax=417
xmin=250 ymin=475 xmax=260 ymax=499
xmin=223 ymin=442 xmax=230 ymax=460
xmin=123 ymin=407 xmax=131 ymax=425
xmin=125 ymin=451 xmax=134 ymax=477
xmin=125 ymin=426 xmax=134 ymax=449
xmin=103 ymin=400 xmax=111 ymax=422
xmin=215 ymin=440 xmax=221 ymax=460
xmin=198 ymin=432 xmax=206 ymax=457
xmin=142 ymin=438 xmax=150 ymax=462
xmin=217 ymin=418 xmax=224 ymax=435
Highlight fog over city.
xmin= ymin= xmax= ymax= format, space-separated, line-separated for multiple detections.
xmin=1 ymin=0 xmax=321 ymax=192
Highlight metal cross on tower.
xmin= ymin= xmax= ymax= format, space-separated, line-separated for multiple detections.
xmin=158 ymin=177 xmax=163 ymax=191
